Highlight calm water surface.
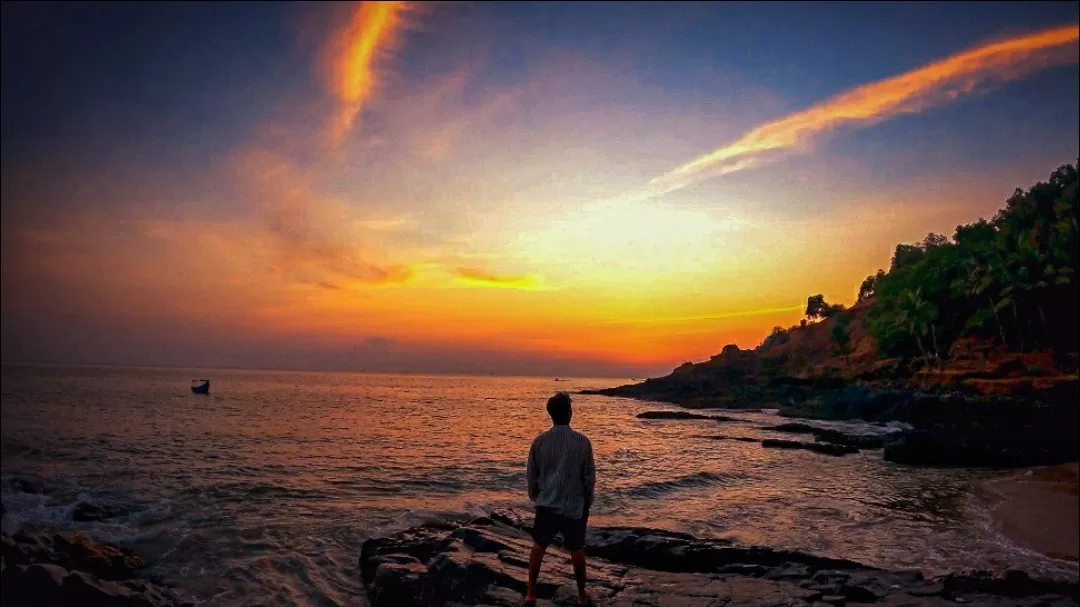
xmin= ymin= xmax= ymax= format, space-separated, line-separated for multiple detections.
xmin=1 ymin=363 xmax=1075 ymax=605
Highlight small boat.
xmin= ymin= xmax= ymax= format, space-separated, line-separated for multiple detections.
xmin=191 ymin=379 xmax=210 ymax=394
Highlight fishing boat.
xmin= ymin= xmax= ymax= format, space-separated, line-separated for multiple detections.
xmin=191 ymin=379 xmax=210 ymax=394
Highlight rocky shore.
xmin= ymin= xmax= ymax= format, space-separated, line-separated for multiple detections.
xmin=1 ymin=528 xmax=188 ymax=606
xmin=583 ymin=335 xmax=1079 ymax=468
xmin=359 ymin=508 xmax=1079 ymax=606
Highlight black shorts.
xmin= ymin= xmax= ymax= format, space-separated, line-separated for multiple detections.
xmin=531 ymin=506 xmax=589 ymax=552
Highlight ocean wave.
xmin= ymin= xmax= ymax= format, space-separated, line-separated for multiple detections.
xmin=617 ymin=471 xmax=748 ymax=500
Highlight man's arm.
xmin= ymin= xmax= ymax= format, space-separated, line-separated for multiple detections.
xmin=527 ymin=439 xmax=540 ymax=501
xmin=582 ymin=440 xmax=596 ymax=510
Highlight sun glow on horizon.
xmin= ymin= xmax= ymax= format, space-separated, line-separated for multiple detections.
xmin=2 ymin=3 xmax=1077 ymax=375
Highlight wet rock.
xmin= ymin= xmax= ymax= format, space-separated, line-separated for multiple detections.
xmin=907 ymin=582 xmax=946 ymax=597
xmin=369 ymin=561 xmax=427 ymax=607
xmin=2 ymin=563 xmax=175 ymax=607
xmin=761 ymin=439 xmax=860 ymax=457
xmin=763 ymin=423 xmax=887 ymax=449
xmin=7 ymin=474 xmax=49 ymax=495
xmin=635 ymin=411 xmax=738 ymax=421
xmin=73 ymin=502 xmax=127 ymax=523
xmin=1 ymin=564 xmax=69 ymax=604
xmin=939 ymin=569 xmax=1079 ymax=601
xmin=702 ymin=435 xmax=760 ymax=442
xmin=0 ymin=531 xmax=183 ymax=607
xmin=360 ymin=515 xmax=1078 ymax=607
xmin=2 ymin=531 xmax=55 ymax=566
xmin=883 ymin=419 xmax=1080 ymax=468
xmin=51 ymin=532 xmax=147 ymax=580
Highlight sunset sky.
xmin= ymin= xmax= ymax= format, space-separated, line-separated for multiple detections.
xmin=2 ymin=2 xmax=1078 ymax=377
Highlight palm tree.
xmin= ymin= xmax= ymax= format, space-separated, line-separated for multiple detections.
xmin=895 ymin=287 xmax=939 ymax=362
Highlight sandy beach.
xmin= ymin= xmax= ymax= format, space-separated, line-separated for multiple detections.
xmin=988 ymin=462 xmax=1080 ymax=563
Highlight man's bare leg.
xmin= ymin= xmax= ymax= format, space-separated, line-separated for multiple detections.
xmin=525 ymin=542 xmax=546 ymax=603
xmin=570 ymin=550 xmax=588 ymax=605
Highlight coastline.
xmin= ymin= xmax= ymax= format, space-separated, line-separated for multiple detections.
xmin=985 ymin=462 xmax=1080 ymax=564
xmin=357 ymin=508 xmax=1080 ymax=606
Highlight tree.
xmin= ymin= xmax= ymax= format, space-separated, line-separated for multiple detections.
xmin=921 ymin=232 xmax=950 ymax=249
xmin=805 ymin=294 xmax=828 ymax=319
xmin=857 ymin=269 xmax=886 ymax=302
xmin=806 ymin=294 xmax=846 ymax=320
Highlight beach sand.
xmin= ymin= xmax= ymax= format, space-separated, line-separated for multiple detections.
xmin=987 ymin=462 xmax=1079 ymax=563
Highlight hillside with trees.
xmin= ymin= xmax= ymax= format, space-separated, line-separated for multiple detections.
xmin=584 ymin=161 xmax=1079 ymax=467
xmin=864 ymin=162 xmax=1078 ymax=361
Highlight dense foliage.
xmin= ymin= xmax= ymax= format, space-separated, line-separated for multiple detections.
xmin=864 ymin=162 xmax=1079 ymax=360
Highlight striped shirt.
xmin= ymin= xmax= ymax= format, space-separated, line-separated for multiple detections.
xmin=526 ymin=425 xmax=596 ymax=519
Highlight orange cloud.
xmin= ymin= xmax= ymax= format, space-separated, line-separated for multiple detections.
xmin=651 ymin=24 xmax=1080 ymax=192
xmin=238 ymin=150 xmax=414 ymax=289
xmin=324 ymin=1 xmax=411 ymax=147
xmin=453 ymin=267 xmax=546 ymax=290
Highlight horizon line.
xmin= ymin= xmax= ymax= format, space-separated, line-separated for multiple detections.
xmin=0 ymin=359 xmax=652 ymax=382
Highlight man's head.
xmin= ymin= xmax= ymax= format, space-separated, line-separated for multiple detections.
xmin=546 ymin=392 xmax=572 ymax=425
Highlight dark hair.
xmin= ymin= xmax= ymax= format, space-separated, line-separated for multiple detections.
xmin=546 ymin=392 xmax=572 ymax=425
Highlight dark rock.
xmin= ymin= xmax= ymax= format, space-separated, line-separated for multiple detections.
xmin=1 ymin=564 xmax=69 ymax=605
xmin=73 ymin=502 xmax=128 ymax=523
xmin=812 ymin=570 xmax=852 ymax=586
xmin=1 ymin=531 xmax=182 ymax=607
xmin=360 ymin=523 xmax=457 ymax=585
xmin=370 ymin=561 xmax=427 ymax=607
xmin=763 ymin=423 xmax=887 ymax=449
xmin=7 ymin=474 xmax=50 ymax=495
xmin=2 ymin=531 xmax=55 ymax=566
xmin=51 ymin=532 xmax=147 ymax=580
xmin=1 ymin=563 xmax=157 ymax=606
xmin=813 ymin=428 xmax=885 ymax=450
xmin=764 ymin=562 xmax=811 ymax=580
xmin=359 ymin=514 xmax=1078 ymax=607
xmin=489 ymin=508 xmax=532 ymax=531
xmin=763 ymin=422 xmax=821 ymax=435
xmin=907 ymin=582 xmax=946 ymax=596
xmin=940 ymin=569 xmax=1079 ymax=601
xmin=761 ymin=439 xmax=860 ymax=457
xmin=716 ymin=563 xmax=769 ymax=576
xmin=63 ymin=570 xmax=146 ymax=606
xmin=702 ymin=435 xmax=760 ymax=442
xmin=635 ymin=411 xmax=738 ymax=421
xmin=884 ymin=417 xmax=1080 ymax=467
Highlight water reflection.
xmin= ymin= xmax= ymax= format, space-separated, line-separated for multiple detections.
xmin=1 ymin=364 xmax=1075 ymax=606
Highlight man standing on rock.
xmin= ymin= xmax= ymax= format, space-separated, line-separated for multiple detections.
xmin=525 ymin=392 xmax=596 ymax=606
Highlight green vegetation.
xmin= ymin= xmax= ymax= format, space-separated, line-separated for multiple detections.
xmin=830 ymin=313 xmax=852 ymax=359
xmin=862 ymin=161 xmax=1079 ymax=360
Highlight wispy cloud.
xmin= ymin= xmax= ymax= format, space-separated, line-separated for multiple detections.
xmin=650 ymin=24 xmax=1079 ymax=193
xmin=238 ymin=150 xmax=414 ymax=289
xmin=453 ymin=267 xmax=546 ymax=290
xmin=324 ymin=1 xmax=412 ymax=147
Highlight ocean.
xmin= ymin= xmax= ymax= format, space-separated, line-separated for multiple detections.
xmin=1 ymin=363 xmax=1074 ymax=605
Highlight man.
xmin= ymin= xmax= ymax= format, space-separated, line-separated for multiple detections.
xmin=524 ymin=392 xmax=596 ymax=606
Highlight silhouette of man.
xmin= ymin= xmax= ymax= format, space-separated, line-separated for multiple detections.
xmin=524 ymin=392 xmax=596 ymax=606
